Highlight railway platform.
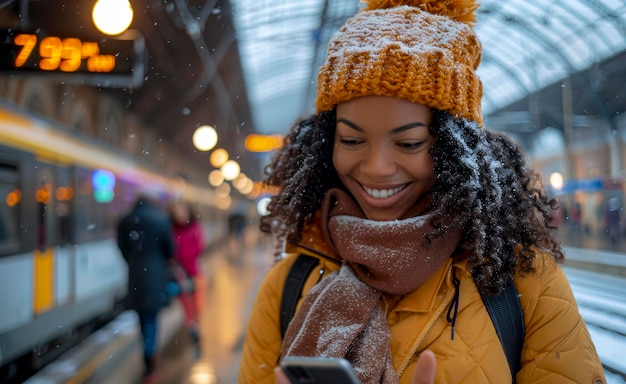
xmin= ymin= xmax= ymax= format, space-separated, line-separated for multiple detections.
xmin=23 ymin=228 xmax=626 ymax=384
xmin=142 ymin=230 xmax=275 ymax=384
xmin=24 ymin=227 xmax=275 ymax=384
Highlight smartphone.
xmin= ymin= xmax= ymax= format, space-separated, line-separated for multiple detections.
xmin=281 ymin=356 xmax=361 ymax=384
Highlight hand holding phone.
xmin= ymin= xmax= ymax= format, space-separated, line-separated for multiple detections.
xmin=280 ymin=356 xmax=361 ymax=384
xmin=277 ymin=350 xmax=436 ymax=384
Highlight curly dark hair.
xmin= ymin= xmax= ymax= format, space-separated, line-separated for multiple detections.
xmin=260 ymin=109 xmax=564 ymax=296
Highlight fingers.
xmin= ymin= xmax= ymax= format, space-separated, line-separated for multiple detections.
xmin=412 ymin=350 xmax=436 ymax=384
xmin=274 ymin=367 xmax=291 ymax=384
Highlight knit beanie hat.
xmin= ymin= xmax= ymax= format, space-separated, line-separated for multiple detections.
xmin=316 ymin=0 xmax=483 ymax=126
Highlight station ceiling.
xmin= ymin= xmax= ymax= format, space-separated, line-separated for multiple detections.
xmin=4 ymin=0 xmax=626 ymax=180
xmin=230 ymin=0 xmax=626 ymax=135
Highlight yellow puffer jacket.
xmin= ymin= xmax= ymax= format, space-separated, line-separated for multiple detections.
xmin=239 ymin=227 xmax=606 ymax=383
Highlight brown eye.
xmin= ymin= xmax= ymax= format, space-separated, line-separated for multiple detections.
xmin=339 ymin=138 xmax=363 ymax=146
xmin=397 ymin=141 xmax=422 ymax=150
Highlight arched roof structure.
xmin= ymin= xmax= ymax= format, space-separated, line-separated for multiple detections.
xmin=230 ymin=0 xmax=626 ymax=134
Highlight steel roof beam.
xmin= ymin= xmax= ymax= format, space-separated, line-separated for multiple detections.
xmin=173 ymin=0 xmax=238 ymax=125
xmin=580 ymin=0 xmax=626 ymax=37
xmin=480 ymin=53 xmax=531 ymax=107
xmin=488 ymin=9 xmax=576 ymax=74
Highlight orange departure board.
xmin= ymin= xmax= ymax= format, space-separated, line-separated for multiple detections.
xmin=0 ymin=29 xmax=145 ymax=88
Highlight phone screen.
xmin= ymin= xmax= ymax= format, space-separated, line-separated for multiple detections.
xmin=281 ymin=356 xmax=361 ymax=384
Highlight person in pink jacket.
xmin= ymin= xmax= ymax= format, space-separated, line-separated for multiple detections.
xmin=238 ymin=0 xmax=606 ymax=383
xmin=169 ymin=198 xmax=205 ymax=348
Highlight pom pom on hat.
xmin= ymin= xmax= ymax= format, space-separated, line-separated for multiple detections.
xmin=316 ymin=0 xmax=484 ymax=125
xmin=362 ymin=0 xmax=479 ymax=25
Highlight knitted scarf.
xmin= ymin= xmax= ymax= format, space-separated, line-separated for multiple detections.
xmin=281 ymin=188 xmax=462 ymax=383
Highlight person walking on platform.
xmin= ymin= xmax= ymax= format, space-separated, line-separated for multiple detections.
xmin=168 ymin=198 xmax=205 ymax=354
xmin=606 ymin=197 xmax=621 ymax=245
xmin=227 ymin=211 xmax=247 ymax=259
xmin=239 ymin=0 xmax=606 ymax=383
xmin=117 ymin=190 xmax=175 ymax=382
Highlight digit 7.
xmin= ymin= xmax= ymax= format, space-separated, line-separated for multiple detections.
xmin=13 ymin=33 xmax=37 ymax=67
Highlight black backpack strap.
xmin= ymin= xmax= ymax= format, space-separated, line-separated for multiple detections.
xmin=280 ymin=254 xmax=320 ymax=339
xmin=482 ymin=276 xmax=525 ymax=383
xmin=279 ymin=254 xmax=525 ymax=383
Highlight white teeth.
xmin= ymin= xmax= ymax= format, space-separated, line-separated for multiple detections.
xmin=364 ymin=185 xmax=405 ymax=199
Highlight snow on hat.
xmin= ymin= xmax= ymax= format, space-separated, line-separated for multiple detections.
xmin=316 ymin=0 xmax=484 ymax=125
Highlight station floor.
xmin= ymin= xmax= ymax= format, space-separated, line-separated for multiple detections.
xmin=156 ymin=229 xmax=276 ymax=384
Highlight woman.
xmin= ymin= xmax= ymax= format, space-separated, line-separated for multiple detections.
xmin=169 ymin=198 xmax=205 ymax=346
xmin=239 ymin=0 xmax=606 ymax=383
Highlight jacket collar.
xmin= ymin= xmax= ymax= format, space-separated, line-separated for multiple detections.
xmin=285 ymin=210 xmax=339 ymax=261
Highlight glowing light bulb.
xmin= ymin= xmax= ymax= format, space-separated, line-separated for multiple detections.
xmin=92 ymin=0 xmax=134 ymax=36
xmin=192 ymin=125 xmax=218 ymax=151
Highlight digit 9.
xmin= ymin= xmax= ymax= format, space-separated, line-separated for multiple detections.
xmin=39 ymin=36 xmax=83 ymax=72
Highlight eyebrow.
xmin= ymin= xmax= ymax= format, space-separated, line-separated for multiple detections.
xmin=336 ymin=118 xmax=428 ymax=134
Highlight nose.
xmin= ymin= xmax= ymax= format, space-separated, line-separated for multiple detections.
xmin=360 ymin=146 xmax=396 ymax=177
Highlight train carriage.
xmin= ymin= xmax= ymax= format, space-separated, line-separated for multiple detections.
xmin=0 ymin=101 xmax=227 ymax=383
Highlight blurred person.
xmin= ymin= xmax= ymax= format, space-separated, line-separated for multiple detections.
xmin=227 ymin=211 xmax=247 ymax=259
xmin=571 ymin=200 xmax=582 ymax=232
xmin=228 ymin=211 xmax=246 ymax=239
xmin=168 ymin=198 xmax=205 ymax=352
xmin=607 ymin=197 xmax=621 ymax=244
xmin=117 ymin=190 xmax=175 ymax=382
xmin=238 ymin=0 xmax=606 ymax=383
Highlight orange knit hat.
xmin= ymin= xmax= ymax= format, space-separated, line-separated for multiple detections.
xmin=316 ymin=0 xmax=483 ymax=125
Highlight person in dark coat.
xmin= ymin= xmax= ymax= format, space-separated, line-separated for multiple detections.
xmin=116 ymin=191 xmax=175 ymax=381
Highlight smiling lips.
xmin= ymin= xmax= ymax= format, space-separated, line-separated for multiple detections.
xmin=364 ymin=184 xmax=406 ymax=199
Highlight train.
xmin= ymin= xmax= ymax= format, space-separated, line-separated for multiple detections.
xmin=0 ymin=100 xmax=234 ymax=383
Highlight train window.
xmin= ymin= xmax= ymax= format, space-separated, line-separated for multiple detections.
xmin=75 ymin=167 xmax=115 ymax=242
xmin=0 ymin=163 xmax=20 ymax=255
xmin=74 ymin=167 xmax=97 ymax=243
xmin=35 ymin=167 xmax=54 ymax=250
xmin=56 ymin=167 xmax=74 ymax=246
xmin=107 ymin=178 xmax=133 ymax=232
xmin=94 ymin=194 xmax=114 ymax=238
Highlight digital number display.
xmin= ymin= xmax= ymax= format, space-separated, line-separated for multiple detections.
xmin=0 ymin=29 xmax=145 ymax=88
xmin=12 ymin=33 xmax=115 ymax=72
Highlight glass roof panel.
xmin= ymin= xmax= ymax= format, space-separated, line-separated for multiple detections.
xmin=230 ymin=0 xmax=626 ymax=133
xmin=230 ymin=0 xmax=324 ymax=109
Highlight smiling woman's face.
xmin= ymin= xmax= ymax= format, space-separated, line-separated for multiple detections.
xmin=333 ymin=96 xmax=436 ymax=221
